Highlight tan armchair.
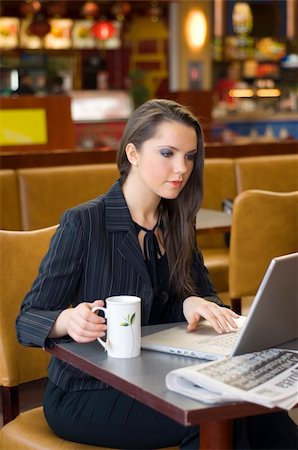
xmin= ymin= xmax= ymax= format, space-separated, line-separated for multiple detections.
xmin=0 ymin=226 xmax=177 ymax=450
xmin=229 ymin=190 xmax=298 ymax=314
xmin=198 ymin=158 xmax=237 ymax=293
xmin=0 ymin=170 xmax=22 ymax=231
xmin=235 ymin=154 xmax=298 ymax=193
xmin=0 ymin=226 xmax=58 ymax=423
xmin=18 ymin=164 xmax=119 ymax=230
xmin=0 ymin=225 xmax=105 ymax=449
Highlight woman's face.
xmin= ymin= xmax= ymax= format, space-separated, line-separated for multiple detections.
xmin=127 ymin=120 xmax=198 ymax=200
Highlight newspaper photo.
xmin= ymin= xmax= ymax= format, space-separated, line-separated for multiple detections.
xmin=166 ymin=348 xmax=298 ymax=409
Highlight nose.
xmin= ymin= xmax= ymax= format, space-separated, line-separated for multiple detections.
xmin=173 ymin=156 xmax=188 ymax=174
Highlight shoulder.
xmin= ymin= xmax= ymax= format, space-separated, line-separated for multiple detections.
xmin=60 ymin=195 xmax=106 ymax=231
xmin=60 ymin=180 xmax=123 ymax=228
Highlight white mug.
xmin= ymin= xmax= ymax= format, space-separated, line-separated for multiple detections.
xmin=92 ymin=295 xmax=141 ymax=358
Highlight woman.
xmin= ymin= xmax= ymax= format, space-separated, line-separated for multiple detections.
xmin=16 ymin=99 xmax=297 ymax=449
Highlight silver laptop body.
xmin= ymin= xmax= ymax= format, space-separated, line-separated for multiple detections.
xmin=141 ymin=253 xmax=298 ymax=361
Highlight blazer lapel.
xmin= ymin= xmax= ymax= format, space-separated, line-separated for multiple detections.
xmin=104 ymin=181 xmax=151 ymax=284
xmin=117 ymin=227 xmax=150 ymax=282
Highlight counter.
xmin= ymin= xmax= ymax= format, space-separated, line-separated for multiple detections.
xmin=213 ymin=112 xmax=298 ymax=141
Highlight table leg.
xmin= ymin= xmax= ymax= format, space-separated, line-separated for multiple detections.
xmin=200 ymin=419 xmax=233 ymax=450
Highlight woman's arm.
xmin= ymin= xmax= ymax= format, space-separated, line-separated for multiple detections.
xmin=16 ymin=209 xmax=85 ymax=348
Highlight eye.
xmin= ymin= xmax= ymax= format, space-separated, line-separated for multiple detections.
xmin=185 ymin=151 xmax=197 ymax=161
xmin=160 ymin=149 xmax=174 ymax=158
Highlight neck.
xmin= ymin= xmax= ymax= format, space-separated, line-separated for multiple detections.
xmin=122 ymin=174 xmax=160 ymax=229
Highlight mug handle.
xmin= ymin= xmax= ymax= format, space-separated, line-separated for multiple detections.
xmin=91 ymin=306 xmax=108 ymax=351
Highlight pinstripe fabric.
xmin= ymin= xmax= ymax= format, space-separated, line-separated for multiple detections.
xmin=16 ymin=181 xmax=223 ymax=391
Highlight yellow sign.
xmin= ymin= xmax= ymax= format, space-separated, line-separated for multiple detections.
xmin=0 ymin=109 xmax=47 ymax=146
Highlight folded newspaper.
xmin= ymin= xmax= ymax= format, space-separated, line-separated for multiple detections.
xmin=166 ymin=348 xmax=298 ymax=409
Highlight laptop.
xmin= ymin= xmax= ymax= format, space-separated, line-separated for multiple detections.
xmin=141 ymin=252 xmax=298 ymax=361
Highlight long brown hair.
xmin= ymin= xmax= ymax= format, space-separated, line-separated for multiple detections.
xmin=117 ymin=99 xmax=204 ymax=298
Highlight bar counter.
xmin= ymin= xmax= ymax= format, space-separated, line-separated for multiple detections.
xmin=213 ymin=112 xmax=298 ymax=142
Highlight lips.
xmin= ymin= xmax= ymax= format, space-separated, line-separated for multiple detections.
xmin=169 ymin=180 xmax=183 ymax=188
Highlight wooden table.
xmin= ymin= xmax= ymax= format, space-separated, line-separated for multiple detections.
xmin=47 ymin=325 xmax=294 ymax=450
xmin=196 ymin=208 xmax=232 ymax=234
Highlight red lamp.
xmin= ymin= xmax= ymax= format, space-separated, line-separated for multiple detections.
xmin=20 ymin=1 xmax=41 ymax=17
xmin=81 ymin=2 xmax=100 ymax=19
xmin=91 ymin=20 xmax=116 ymax=40
xmin=111 ymin=2 xmax=131 ymax=21
xmin=28 ymin=14 xmax=51 ymax=37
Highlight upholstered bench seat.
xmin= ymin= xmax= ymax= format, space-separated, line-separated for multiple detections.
xmin=0 ymin=406 xmax=111 ymax=450
xmin=0 ymin=406 xmax=179 ymax=450
xmin=201 ymin=247 xmax=229 ymax=293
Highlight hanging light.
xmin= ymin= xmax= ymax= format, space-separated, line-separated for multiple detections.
xmin=111 ymin=2 xmax=131 ymax=22
xmin=20 ymin=1 xmax=41 ymax=17
xmin=46 ymin=1 xmax=67 ymax=18
xmin=28 ymin=13 xmax=51 ymax=37
xmin=91 ymin=20 xmax=116 ymax=40
xmin=185 ymin=10 xmax=207 ymax=50
xmin=81 ymin=2 xmax=100 ymax=19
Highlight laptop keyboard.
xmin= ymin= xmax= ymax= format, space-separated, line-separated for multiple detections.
xmin=204 ymin=331 xmax=239 ymax=349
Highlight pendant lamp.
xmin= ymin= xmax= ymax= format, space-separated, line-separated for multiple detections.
xmin=91 ymin=20 xmax=116 ymax=40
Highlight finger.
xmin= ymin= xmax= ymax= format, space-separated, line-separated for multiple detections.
xmin=71 ymin=307 xmax=107 ymax=330
xmin=197 ymin=305 xmax=227 ymax=333
xmin=186 ymin=313 xmax=200 ymax=331
xmin=88 ymin=311 xmax=106 ymax=324
xmin=229 ymin=309 xmax=240 ymax=318
xmin=223 ymin=311 xmax=239 ymax=329
xmin=85 ymin=304 xmax=106 ymax=324
xmin=207 ymin=307 xmax=239 ymax=333
xmin=69 ymin=321 xmax=107 ymax=340
xmin=70 ymin=330 xmax=106 ymax=343
xmin=91 ymin=299 xmax=105 ymax=308
xmin=206 ymin=315 xmax=225 ymax=334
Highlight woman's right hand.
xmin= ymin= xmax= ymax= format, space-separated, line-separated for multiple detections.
xmin=49 ymin=300 xmax=107 ymax=342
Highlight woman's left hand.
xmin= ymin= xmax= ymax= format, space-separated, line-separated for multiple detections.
xmin=183 ymin=296 xmax=239 ymax=334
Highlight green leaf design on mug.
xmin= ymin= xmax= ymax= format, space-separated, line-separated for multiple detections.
xmin=120 ymin=313 xmax=135 ymax=327
xmin=120 ymin=313 xmax=136 ymax=355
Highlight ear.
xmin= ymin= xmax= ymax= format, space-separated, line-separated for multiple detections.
xmin=125 ymin=143 xmax=138 ymax=166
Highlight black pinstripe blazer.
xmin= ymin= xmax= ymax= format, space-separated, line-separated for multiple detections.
xmin=16 ymin=181 xmax=223 ymax=391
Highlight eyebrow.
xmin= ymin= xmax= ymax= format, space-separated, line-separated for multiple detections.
xmin=186 ymin=149 xmax=198 ymax=154
xmin=157 ymin=145 xmax=198 ymax=153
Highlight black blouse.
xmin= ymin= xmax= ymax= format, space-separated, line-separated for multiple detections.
xmin=133 ymin=221 xmax=171 ymax=324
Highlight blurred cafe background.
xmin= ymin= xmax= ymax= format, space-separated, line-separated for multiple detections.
xmin=0 ymin=0 xmax=297 ymax=162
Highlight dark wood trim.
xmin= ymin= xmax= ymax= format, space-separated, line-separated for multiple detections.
xmin=204 ymin=140 xmax=298 ymax=159
xmin=1 ymin=140 xmax=297 ymax=169
xmin=0 ymin=149 xmax=117 ymax=169
xmin=1 ymin=385 xmax=20 ymax=425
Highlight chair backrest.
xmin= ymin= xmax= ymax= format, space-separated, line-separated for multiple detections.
xmin=199 ymin=158 xmax=237 ymax=249
xmin=0 ymin=225 xmax=58 ymax=387
xmin=18 ymin=163 xmax=119 ymax=230
xmin=0 ymin=170 xmax=22 ymax=231
xmin=229 ymin=190 xmax=298 ymax=299
xmin=234 ymin=154 xmax=298 ymax=194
